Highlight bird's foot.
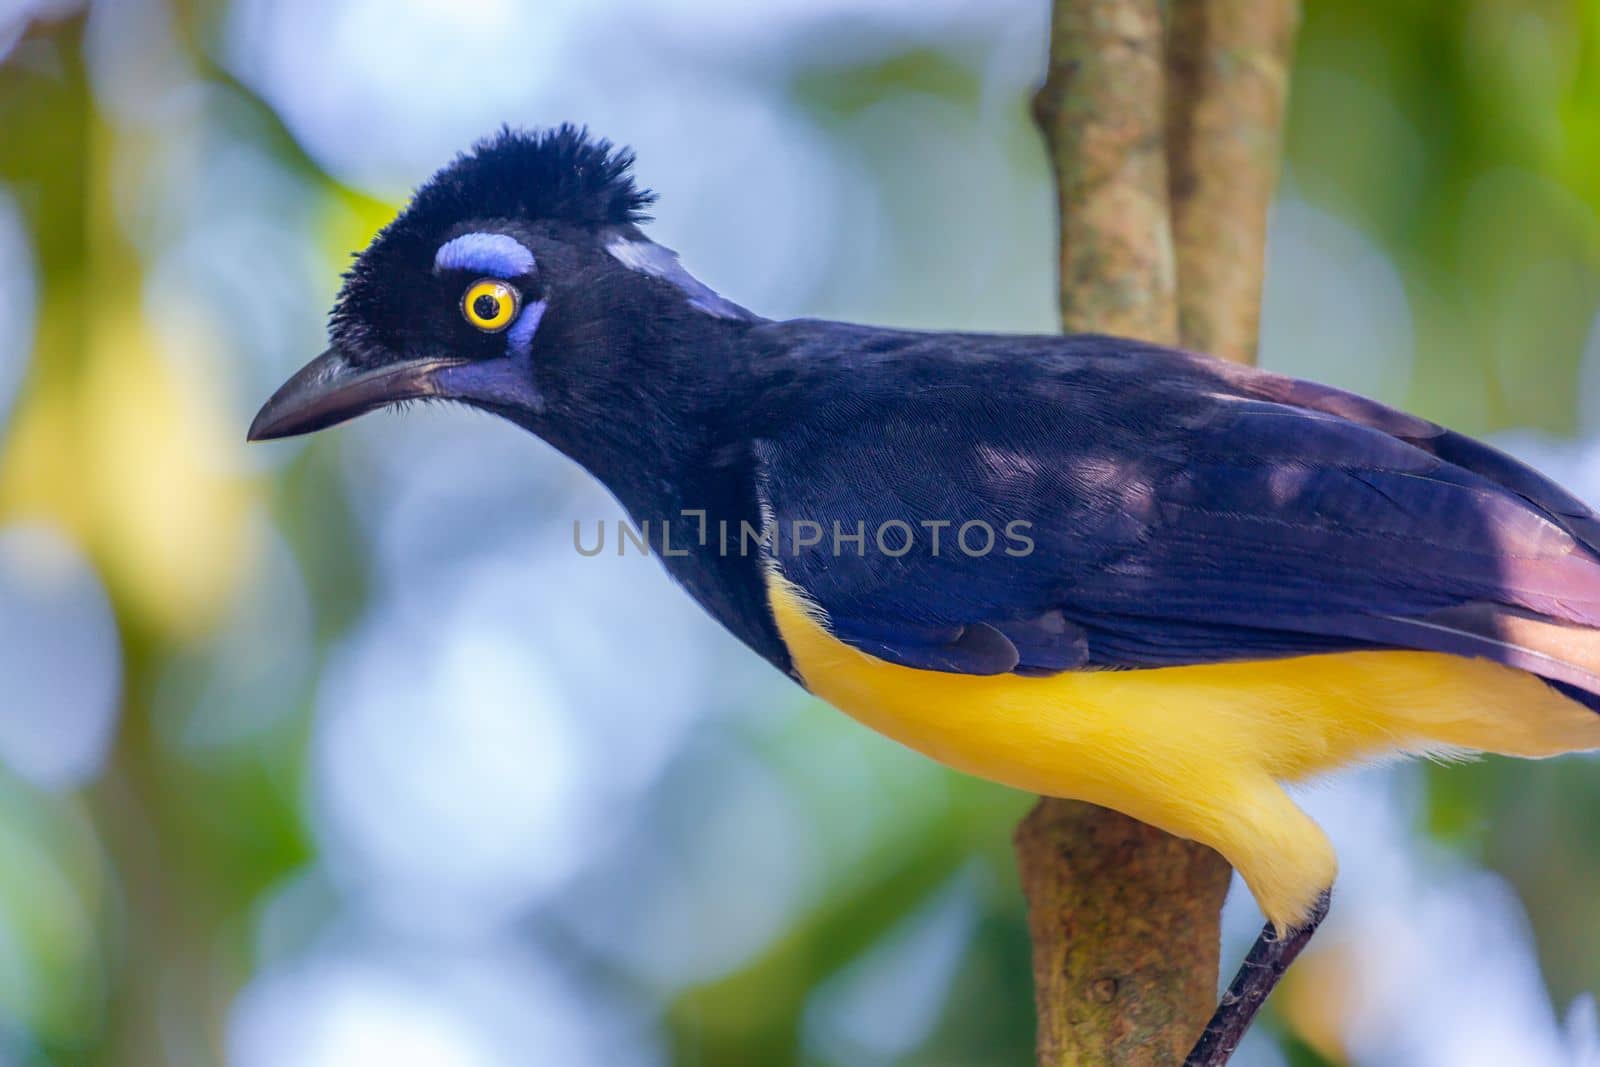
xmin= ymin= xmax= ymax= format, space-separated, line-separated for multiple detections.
xmin=1183 ymin=889 xmax=1332 ymax=1067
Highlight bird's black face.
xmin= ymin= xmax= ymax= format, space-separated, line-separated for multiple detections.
xmin=248 ymin=223 xmax=556 ymax=441
xmin=248 ymin=126 xmax=672 ymax=443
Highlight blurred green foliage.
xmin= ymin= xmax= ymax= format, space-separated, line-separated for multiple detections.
xmin=0 ymin=3 xmax=1599 ymax=1066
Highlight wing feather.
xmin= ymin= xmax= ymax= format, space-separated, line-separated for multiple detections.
xmin=752 ymin=330 xmax=1600 ymax=704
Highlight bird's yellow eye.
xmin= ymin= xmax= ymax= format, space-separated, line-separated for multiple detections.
xmin=461 ymin=279 xmax=519 ymax=332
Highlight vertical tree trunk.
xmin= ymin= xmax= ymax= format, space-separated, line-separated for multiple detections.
xmin=1017 ymin=1 xmax=1299 ymax=1063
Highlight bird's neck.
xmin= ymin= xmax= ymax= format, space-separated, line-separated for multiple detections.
xmin=528 ymin=302 xmax=791 ymax=671
xmin=533 ymin=302 xmax=760 ymax=521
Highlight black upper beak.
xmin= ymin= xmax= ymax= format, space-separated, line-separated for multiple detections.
xmin=247 ymin=349 xmax=465 ymax=441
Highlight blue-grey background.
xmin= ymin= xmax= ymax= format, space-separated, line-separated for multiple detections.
xmin=1 ymin=1 xmax=1599 ymax=1064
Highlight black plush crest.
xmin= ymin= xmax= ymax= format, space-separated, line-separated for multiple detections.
xmin=407 ymin=124 xmax=655 ymax=230
xmin=330 ymin=125 xmax=654 ymax=362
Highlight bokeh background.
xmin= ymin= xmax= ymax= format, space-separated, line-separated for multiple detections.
xmin=2 ymin=1 xmax=1600 ymax=1064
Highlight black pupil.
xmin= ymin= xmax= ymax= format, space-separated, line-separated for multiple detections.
xmin=473 ymin=292 xmax=502 ymax=322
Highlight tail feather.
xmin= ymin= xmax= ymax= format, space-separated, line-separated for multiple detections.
xmin=1374 ymin=604 xmax=1600 ymax=713
xmin=1547 ymin=680 xmax=1600 ymax=715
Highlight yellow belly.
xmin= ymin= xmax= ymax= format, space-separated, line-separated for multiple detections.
xmin=766 ymin=575 xmax=1600 ymax=928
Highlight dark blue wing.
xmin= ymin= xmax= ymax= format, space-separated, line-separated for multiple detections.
xmin=750 ymin=328 xmax=1600 ymax=701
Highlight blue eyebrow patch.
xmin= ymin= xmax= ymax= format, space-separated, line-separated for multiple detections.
xmin=434 ymin=232 xmax=535 ymax=277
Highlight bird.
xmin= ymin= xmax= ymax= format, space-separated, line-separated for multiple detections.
xmin=249 ymin=125 xmax=1600 ymax=1065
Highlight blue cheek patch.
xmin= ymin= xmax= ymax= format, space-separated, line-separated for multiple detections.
xmin=434 ymin=232 xmax=535 ymax=278
xmin=433 ymin=357 xmax=546 ymax=416
xmin=434 ymin=299 xmax=549 ymax=414
xmin=507 ymin=299 xmax=546 ymax=356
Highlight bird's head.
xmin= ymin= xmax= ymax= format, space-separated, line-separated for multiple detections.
xmin=248 ymin=124 xmax=752 ymax=444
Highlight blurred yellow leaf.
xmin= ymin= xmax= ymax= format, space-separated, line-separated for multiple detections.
xmin=319 ymin=183 xmax=399 ymax=272
xmin=0 ymin=304 xmax=256 ymax=639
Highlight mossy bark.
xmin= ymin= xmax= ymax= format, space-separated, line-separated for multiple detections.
xmin=1018 ymin=1 xmax=1299 ymax=1063
xmin=1033 ymin=0 xmax=1178 ymax=344
xmin=1167 ymin=0 xmax=1301 ymax=366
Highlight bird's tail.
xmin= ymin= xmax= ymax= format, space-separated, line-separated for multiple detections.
xmin=1376 ymin=603 xmax=1600 ymax=715
xmin=1548 ymin=680 xmax=1600 ymax=714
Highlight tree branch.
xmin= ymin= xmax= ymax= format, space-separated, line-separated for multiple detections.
xmin=1167 ymin=0 xmax=1300 ymax=364
xmin=1033 ymin=0 xmax=1177 ymax=343
xmin=1016 ymin=804 xmax=1231 ymax=1065
xmin=1018 ymin=1 xmax=1298 ymax=1063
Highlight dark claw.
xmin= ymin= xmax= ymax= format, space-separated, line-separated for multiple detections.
xmin=1184 ymin=889 xmax=1333 ymax=1067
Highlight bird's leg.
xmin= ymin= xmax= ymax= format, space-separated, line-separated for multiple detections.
xmin=1183 ymin=889 xmax=1331 ymax=1067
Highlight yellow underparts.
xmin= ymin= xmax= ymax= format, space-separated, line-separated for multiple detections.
xmin=767 ymin=575 xmax=1600 ymax=931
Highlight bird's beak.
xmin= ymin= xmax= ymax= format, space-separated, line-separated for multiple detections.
xmin=247 ymin=348 xmax=465 ymax=441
